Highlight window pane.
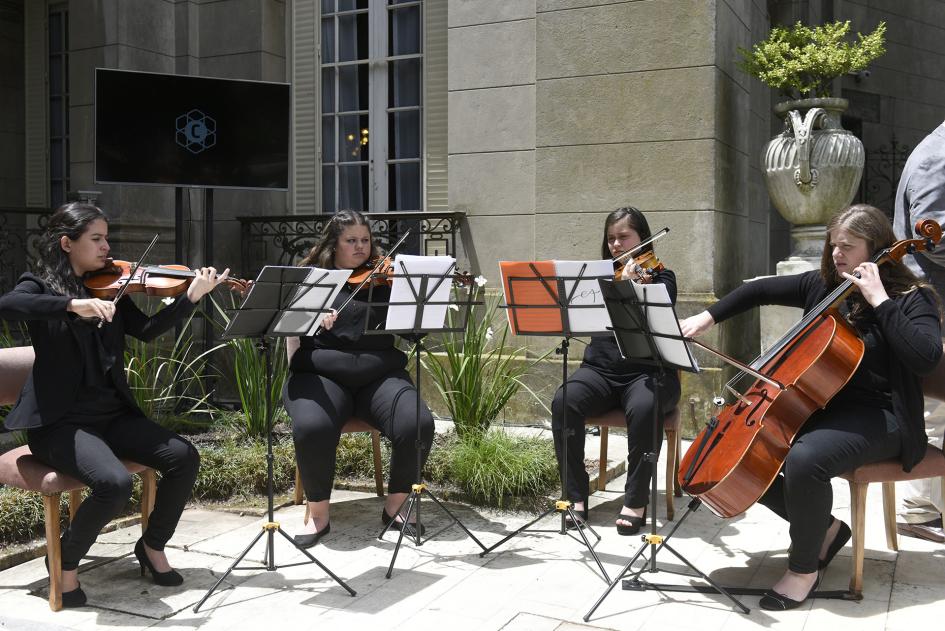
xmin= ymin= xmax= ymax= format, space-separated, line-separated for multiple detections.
xmin=48 ymin=13 xmax=62 ymax=53
xmin=322 ymin=166 xmax=336 ymax=213
xmin=338 ymin=12 xmax=369 ymax=62
xmin=320 ymin=0 xmax=335 ymax=13
xmin=388 ymin=58 xmax=421 ymax=107
xmin=49 ymin=57 xmax=63 ymax=95
xmin=50 ymin=140 xmax=63 ymax=179
xmin=321 ymin=17 xmax=335 ymax=64
xmin=388 ymin=162 xmax=421 ymax=211
xmin=338 ymin=63 xmax=369 ymax=112
xmin=338 ymin=114 xmax=369 ymax=162
xmin=339 ymin=0 xmax=368 ymax=10
xmin=388 ymin=110 xmax=420 ymax=159
xmin=49 ymin=96 xmax=63 ymax=137
xmin=322 ymin=116 xmax=336 ymax=163
xmin=321 ymin=68 xmax=335 ymax=113
xmin=339 ymin=165 xmax=369 ymax=212
xmin=389 ymin=5 xmax=421 ymax=56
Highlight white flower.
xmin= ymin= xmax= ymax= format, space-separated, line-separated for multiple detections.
xmin=449 ymin=303 xmax=459 ymax=311
xmin=474 ymin=275 xmax=487 ymax=287
xmin=485 ymin=327 xmax=494 ymax=341
xmin=161 ymin=297 xmax=175 ymax=305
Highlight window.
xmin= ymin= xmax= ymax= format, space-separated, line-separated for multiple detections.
xmin=48 ymin=5 xmax=69 ymax=208
xmin=320 ymin=0 xmax=422 ymax=213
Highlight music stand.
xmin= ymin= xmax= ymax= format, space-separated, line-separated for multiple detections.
xmin=363 ymin=255 xmax=488 ymax=578
xmin=193 ymin=265 xmax=357 ymax=612
xmin=479 ymin=260 xmax=614 ymax=582
xmin=582 ymin=278 xmax=750 ymax=620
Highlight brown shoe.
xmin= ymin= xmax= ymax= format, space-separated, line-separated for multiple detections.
xmin=896 ymin=518 xmax=945 ymax=543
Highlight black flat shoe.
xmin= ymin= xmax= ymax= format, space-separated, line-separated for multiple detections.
xmin=381 ymin=508 xmax=426 ymax=536
xmin=134 ymin=539 xmax=184 ymax=587
xmin=616 ymin=506 xmax=647 ymax=536
xmin=294 ymin=523 xmax=331 ymax=548
xmin=759 ymin=574 xmax=820 ymax=611
xmin=819 ymin=519 xmax=851 ymax=570
xmin=564 ymin=504 xmax=590 ymax=530
xmin=45 ymin=556 xmax=87 ymax=608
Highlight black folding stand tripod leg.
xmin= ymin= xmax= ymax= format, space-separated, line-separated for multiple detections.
xmin=479 ymin=337 xmax=610 ymax=583
xmin=193 ymin=338 xmax=356 ymax=612
xmin=379 ymin=335 xmax=487 ymax=579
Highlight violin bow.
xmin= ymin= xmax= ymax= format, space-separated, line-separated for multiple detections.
xmin=96 ymin=233 xmax=160 ymax=328
xmin=611 ymin=227 xmax=670 ymax=265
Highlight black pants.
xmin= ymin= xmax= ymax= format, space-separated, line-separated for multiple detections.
xmin=27 ymin=412 xmax=200 ymax=571
xmin=551 ymin=366 xmax=680 ymax=508
xmin=284 ymin=368 xmax=434 ymax=502
xmin=758 ymin=400 xmax=901 ymax=573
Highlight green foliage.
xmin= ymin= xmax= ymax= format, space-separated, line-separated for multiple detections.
xmin=737 ymin=20 xmax=886 ymax=100
xmin=123 ymin=308 xmax=223 ymax=423
xmin=211 ymin=296 xmax=288 ymax=438
xmin=422 ymin=286 xmax=550 ymax=440
xmin=191 ymin=436 xmax=297 ymax=500
xmin=448 ymin=430 xmax=559 ymax=508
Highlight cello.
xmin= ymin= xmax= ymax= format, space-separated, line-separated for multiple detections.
xmin=679 ymin=219 xmax=943 ymax=518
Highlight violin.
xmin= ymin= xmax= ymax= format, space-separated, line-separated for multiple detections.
xmin=614 ymin=250 xmax=665 ymax=283
xmin=84 ymin=259 xmax=249 ymax=299
xmin=347 ymin=256 xmax=396 ymax=287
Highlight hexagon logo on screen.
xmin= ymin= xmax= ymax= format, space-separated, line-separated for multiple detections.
xmin=175 ymin=109 xmax=217 ymax=154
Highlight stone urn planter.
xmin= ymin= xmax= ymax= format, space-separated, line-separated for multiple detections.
xmin=762 ymin=97 xmax=865 ymax=259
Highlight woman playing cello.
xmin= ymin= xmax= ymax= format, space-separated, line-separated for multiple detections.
xmin=681 ymin=204 xmax=942 ymax=609
xmin=0 ymin=202 xmax=229 ymax=607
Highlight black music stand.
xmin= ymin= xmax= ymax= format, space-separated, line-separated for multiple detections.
xmin=582 ymin=278 xmax=750 ymax=619
xmin=363 ymin=257 xmax=487 ymax=578
xmin=193 ymin=265 xmax=356 ymax=612
xmin=479 ymin=262 xmax=613 ymax=582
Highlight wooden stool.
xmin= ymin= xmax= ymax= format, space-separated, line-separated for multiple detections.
xmin=292 ymin=417 xmax=385 ymax=506
xmin=587 ymin=406 xmax=682 ymax=520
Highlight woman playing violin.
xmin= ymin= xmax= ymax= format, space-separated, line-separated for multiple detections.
xmin=551 ymin=206 xmax=681 ymax=535
xmin=681 ymin=204 xmax=942 ymax=610
xmin=0 ymin=203 xmax=229 ymax=607
xmin=283 ymin=210 xmax=434 ymax=547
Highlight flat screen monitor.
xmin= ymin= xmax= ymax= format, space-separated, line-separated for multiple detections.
xmin=95 ymin=68 xmax=290 ymax=190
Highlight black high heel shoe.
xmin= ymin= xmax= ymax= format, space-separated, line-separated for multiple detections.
xmin=616 ymin=506 xmax=647 ymax=536
xmin=564 ymin=501 xmax=590 ymax=530
xmin=760 ymin=573 xmax=821 ymax=610
xmin=134 ymin=539 xmax=184 ymax=587
xmin=819 ymin=518 xmax=851 ymax=570
xmin=45 ymin=556 xmax=87 ymax=608
xmin=293 ymin=523 xmax=331 ymax=549
xmin=382 ymin=508 xmax=426 ymax=536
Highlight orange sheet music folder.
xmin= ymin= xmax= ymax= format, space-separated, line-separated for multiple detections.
xmin=500 ymin=260 xmax=563 ymax=335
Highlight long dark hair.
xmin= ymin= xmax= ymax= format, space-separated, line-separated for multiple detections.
xmin=35 ymin=202 xmax=109 ymax=297
xmin=600 ymin=206 xmax=653 ymax=259
xmin=299 ymin=210 xmax=380 ymax=268
xmin=821 ymin=203 xmax=930 ymax=321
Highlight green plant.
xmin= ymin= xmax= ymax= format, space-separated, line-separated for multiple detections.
xmin=123 ymin=307 xmax=223 ymax=423
xmin=448 ymin=430 xmax=558 ymax=508
xmin=737 ymin=20 xmax=886 ymax=100
xmin=212 ymin=296 xmax=288 ymax=438
xmin=422 ymin=285 xmax=550 ymax=440
xmin=191 ymin=435 xmax=297 ymax=500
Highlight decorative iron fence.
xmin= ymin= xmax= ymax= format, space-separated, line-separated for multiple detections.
xmin=0 ymin=208 xmax=51 ymax=296
xmin=238 ymin=211 xmax=465 ymax=278
xmin=861 ymin=135 xmax=910 ymax=218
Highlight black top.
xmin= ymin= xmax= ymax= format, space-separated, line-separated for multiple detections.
xmin=582 ymin=268 xmax=678 ymax=378
xmin=302 ymin=283 xmax=395 ymax=352
xmin=0 ymin=272 xmax=197 ymax=430
xmin=706 ymin=270 xmax=942 ymax=471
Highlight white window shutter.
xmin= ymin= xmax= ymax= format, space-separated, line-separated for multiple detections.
xmin=423 ymin=0 xmax=447 ymax=212
xmin=24 ymin=0 xmax=49 ymax=208
xmin=292 ymin=0 xmax=318 ymax=214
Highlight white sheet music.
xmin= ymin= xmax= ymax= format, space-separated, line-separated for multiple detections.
xmin=386 ymin=255 xmax=455 ymax=330
xmin=270 ymin=266 xmax=352 ymax=336
xmin=554 ymin=259 xmax=614 ymax=334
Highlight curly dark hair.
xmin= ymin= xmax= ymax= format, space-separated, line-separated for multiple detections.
xmin=35 ymin=202 xmax=109 ymax=297
xmin=299 ymin=210 xmax=381 ymax=268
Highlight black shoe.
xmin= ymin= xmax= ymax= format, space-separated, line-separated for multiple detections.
xmin=381 ymin=508 xmax=426 ymax=536
xmin=564 ymin=503 xmax=590 ymax=530
xmin=45 ymin=556 xmax=87 ymax=608
xmin=293 ymin=523 xmax=331 ymax=549
xmin=819 ymin=518 xmax=851 ymax=570
xmin=616 ymin=506 xmax=647 ymax=536
xmin=759 ymin=574 xmax=820 ymax=611
xmin=134 ymin=539 xmax=184 ymax=587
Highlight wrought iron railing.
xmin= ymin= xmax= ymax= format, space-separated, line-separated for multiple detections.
xmin=0 ymin=208 xmax=51 ymax=295
xmin=861 ymin=135 xmax=910 ymax=218
xmin=238 ymin=211 xmax=465 ymax=278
